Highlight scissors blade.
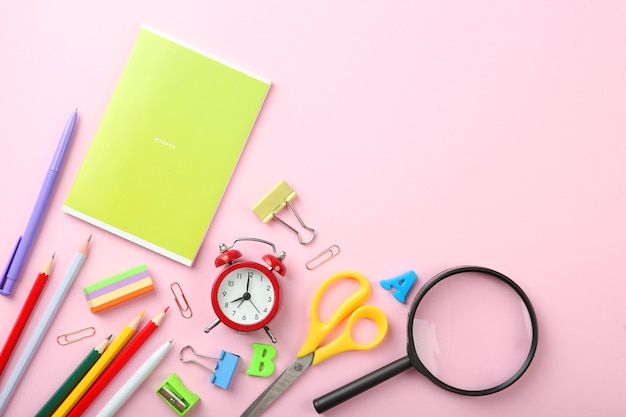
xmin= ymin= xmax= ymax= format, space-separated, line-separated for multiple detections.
xmin=240 ymin=354 xmax=314 ymax=417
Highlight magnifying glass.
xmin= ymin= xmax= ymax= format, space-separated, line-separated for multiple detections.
xmin=313 ymin=265 xmax=538 ymax=413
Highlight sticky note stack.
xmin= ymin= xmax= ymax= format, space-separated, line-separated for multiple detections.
xmin=84 ymin=265 xmax=154 ymax=313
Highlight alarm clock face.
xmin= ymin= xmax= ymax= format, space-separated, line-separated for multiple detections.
xmin=211 ymin=261 xmax=281 ymax=332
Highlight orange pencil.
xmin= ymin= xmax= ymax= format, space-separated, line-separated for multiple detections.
xmin=0 ymin=254 xmax=54 ymax=377
xmin=66 ymin=308 xmax=169 ymax=417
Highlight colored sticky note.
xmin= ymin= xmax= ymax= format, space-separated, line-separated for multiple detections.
xmin=83 ymin=265 xmax=154 ymax=313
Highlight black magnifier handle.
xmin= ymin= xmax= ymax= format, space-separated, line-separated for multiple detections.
xmin=313 ymin=356 xmax=412 ymax=414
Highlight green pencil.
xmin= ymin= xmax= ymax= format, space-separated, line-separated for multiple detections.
xmin=35 ymin=335 xmax=111 ymax=417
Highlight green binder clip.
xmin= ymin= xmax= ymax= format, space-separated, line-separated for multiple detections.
xmin=156 ymin=373 xmax=200 ymax=415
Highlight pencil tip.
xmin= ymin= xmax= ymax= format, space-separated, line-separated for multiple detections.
xmin=164 ymin=306 xmax=170 ymax=313
xmin=52 ymin=252 xmax=56 ymax=259
xmin=87 ymin=234 xmax=93 ymax=242
xmin=169 ymin=338 xmax=174 ymax=343
xmin=107 ymin=334 xmax=112 ymax=340
xmin=75 ymin=107 xmax=78 ymax=112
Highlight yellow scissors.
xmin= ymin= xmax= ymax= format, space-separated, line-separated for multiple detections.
xmin=240 ymin=271 xmax=388 ymax=417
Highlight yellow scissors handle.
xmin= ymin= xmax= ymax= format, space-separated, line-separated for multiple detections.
xmin=311 ymin=304 xmax=388 ymax=365
xmin=297 ymin=271 xmax=388 ymax=365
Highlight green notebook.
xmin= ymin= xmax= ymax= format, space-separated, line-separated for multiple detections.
xmin=63 ymin=25 xmax=271 ymax=266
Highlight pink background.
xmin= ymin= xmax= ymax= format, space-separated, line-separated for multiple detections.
xmin=1 ymin=0 xmax=626 ymax=416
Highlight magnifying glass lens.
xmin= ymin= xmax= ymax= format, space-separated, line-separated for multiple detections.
xmin=412 ymin=271 xmax=534 ymax=391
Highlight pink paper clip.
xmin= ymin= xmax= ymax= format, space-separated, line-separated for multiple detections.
xmin=305 ymin=245 xmax=341 ymax=270
xmin=56 ymin=327 xmax=96 ymax=345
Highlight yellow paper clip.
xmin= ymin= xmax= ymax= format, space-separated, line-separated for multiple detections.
xmin=252 ymin=180 xmax=317 ymax=245
xmin=305 ymin=244 xmax=341 ymax=270
xmin=171 ymin=282 xmax=192 ymax=319
xmin=56 ymin=327 xmax=96 ymax=345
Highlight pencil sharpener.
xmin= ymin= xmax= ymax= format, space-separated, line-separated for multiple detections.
xmin=156 ymin=373 xmax=200 ymax=416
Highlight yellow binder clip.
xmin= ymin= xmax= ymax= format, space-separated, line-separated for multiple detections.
xmin=252 ymin=180 xmax=317 ymax=245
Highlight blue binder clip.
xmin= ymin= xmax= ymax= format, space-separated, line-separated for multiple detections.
xmin=179 ymin=345 xmax=240 ymax=389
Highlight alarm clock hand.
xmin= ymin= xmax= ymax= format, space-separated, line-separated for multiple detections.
xmin=230 ymin=295 xmax=245 ymax=304
xmin=242 ymin=282 xmax=261 ymax=313
xmin=230 ymin=295 xmax=246 ymax=309
xmin=229 ymin=275 xmax=253 ymax=307
xmin=242 ymin=274 xmax=252 ymax=308
xmin=248 ymin=299 xmax=261 ymax=314
xmin=230 ymin=291 xmax=257 ymax=310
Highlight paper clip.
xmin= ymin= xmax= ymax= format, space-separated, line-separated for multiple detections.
xmin=306 ymin=244 xmax=341 ymax=270
xmin=170 ymin=282 xmax=192 ymax=318
xmin=252 ymin=180 xmax=317 ymax=245
xmin=56 ymin=327 xmax=96 ymax=345
xmin=179 ymin=345 xmax=240 ymax=390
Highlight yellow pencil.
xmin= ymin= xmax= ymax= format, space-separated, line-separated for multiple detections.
xmin=51 ymin=311 xmax=145 ymax=417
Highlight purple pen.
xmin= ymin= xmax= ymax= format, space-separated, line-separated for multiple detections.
xmin=0 ymin=109 xmax=78 ymax=296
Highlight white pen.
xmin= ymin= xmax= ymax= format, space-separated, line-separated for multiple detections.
xmin=96 ymin=338 xmax=173 ymax=417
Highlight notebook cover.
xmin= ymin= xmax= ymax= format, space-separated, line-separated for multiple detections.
xmin=63 ymin=25 xmax=271 ymax=266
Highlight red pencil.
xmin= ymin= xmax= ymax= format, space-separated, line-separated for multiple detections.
xmin=66 ymin=307 xmax=169 ymax=417
xmin=0 ymin=254 xmax=54 ymax=377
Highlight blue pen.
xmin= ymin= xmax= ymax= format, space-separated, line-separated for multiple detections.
xmin=0 ymin=109 xmax=78 ymax=296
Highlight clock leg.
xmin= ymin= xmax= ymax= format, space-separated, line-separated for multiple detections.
xmin=204 ymin=318 xmax=221 ymax=333
xmin=264 ymin=325 xmax=277 ymax=343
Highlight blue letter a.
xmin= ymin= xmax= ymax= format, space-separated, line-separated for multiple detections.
xmin=380 ymin=270 xmax=417 ymax=303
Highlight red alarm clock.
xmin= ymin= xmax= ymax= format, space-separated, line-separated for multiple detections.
xmin=204 ymin=237 xmax=286 ymax=343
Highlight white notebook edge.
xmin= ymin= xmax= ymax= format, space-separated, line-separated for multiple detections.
xmin=141 ymin=24 xmax=272 ymax=86
xmin=62 ymin=205 xmax=194 ymax=266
